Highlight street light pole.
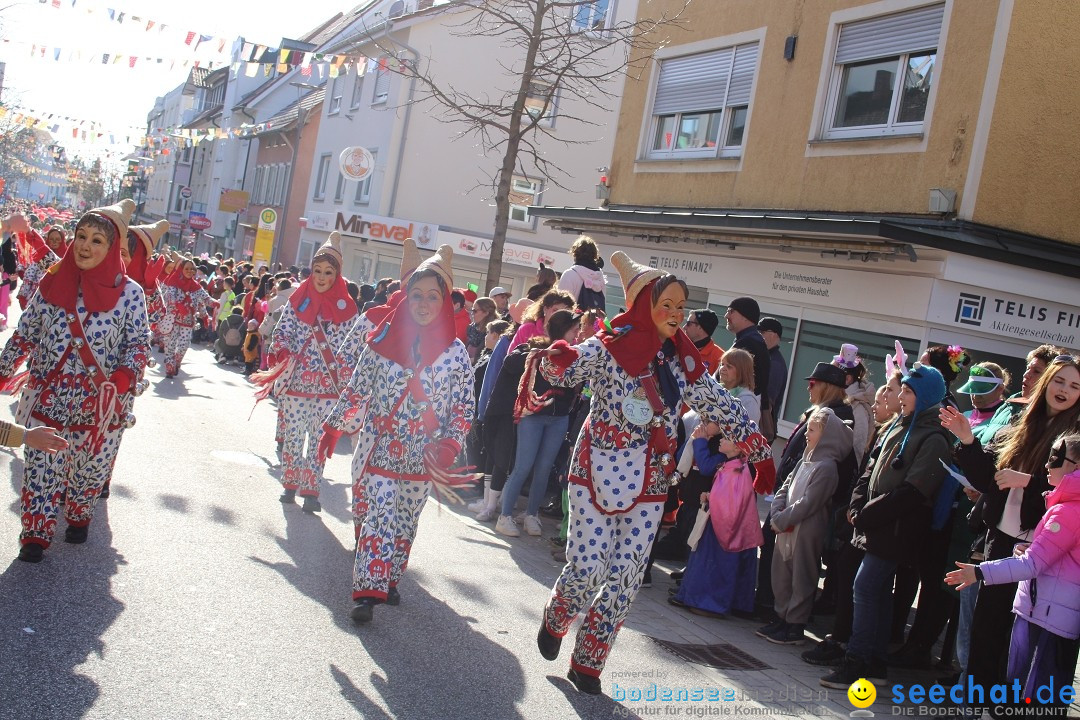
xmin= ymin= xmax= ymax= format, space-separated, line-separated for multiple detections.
xmin=271 ymin=81 xmax=320 ymax=269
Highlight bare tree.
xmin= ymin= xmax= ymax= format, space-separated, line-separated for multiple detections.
xmin=370 ymin=0 xmax=687 ymax=290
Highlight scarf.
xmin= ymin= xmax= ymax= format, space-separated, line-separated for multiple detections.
xmin=600 ymin=279 xmax=704 ymax=383
xmin=38 ymin=215 xmax=128 ymax=313
xmin=17 ymin=230 xmax=52 ymax=267
xmin=366 ymin=289 xmax=456 ymax=370
xmin=288 ymin=272 xmax=358 ymax=325
xmin=163 ymin=266 xmax=202 ymax=294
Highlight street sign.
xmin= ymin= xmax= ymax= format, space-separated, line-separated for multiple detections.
xmin=188 ymin=212 xmax=211 ymax=231
xmin=253 ymin=208 xmax=277 ymax=266
xmin=180 ymin=186 xmax=192 ymax=199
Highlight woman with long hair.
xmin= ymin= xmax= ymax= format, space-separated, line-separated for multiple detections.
xmin=466 ymin=297 xmax=496 ymax=362
xmin=535 ymin=251 xmax=772 ymax=694
xmin=320 ymin=245 xmax=473 ymax=624
xmin=160 ymin=257 xmax=212 ymax=378
xmin=258 ymin=232 xmax=357 ymax=513
xmin=940 ymin=355 xmax=1080 ymax=701
xmin=0 ymin=199 xmax=150 ymax=562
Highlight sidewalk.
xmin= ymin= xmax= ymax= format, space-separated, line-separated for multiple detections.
xmin=454 ymin=488 xmax=1080 ymax=719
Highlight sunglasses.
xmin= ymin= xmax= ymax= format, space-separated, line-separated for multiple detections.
xmin=807 ymin=379 xmax=817 ymax=389
xmin=1048 ymin=443 xmax=1080 ymax=469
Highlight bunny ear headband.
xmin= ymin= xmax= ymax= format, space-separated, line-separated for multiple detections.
xmin=885 ymin=339 xmax=909 ymax=377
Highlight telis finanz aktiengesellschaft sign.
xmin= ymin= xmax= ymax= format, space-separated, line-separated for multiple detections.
xmin=928 ymin=281 xmax=1079 ymax=347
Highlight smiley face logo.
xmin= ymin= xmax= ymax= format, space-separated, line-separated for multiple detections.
xmin=848 ymin=678 xmax=876 ymax=708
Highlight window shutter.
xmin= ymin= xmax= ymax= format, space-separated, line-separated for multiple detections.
xmin=726 ymin=42 xmax=760 ymax=107
xmin=652 ymin=47 xmax=734 ymax=115
xmin=373 ymin=63 xmax=391 ymax=100
xmin=835 ymin=4 xmax=944 ymax=65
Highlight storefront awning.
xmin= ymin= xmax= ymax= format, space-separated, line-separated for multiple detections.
xmin=530 ymin=205 xmax=1080 ymax=279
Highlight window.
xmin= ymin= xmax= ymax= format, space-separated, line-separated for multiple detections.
xmin=350 ymin=72 xmax=364 ymax=110
xmin=252 ymin=166 xmax=264 ymax=204
xmin=509 ymin=176 xmax=541 ymax=227
xmin=276 ymin=164 xmax=289 ymax=205
xmin=524 ymin=81 xmax=557 ymax=126
xmin=372 ymin=59 xmax=391 ymax=104
xmin=572 ymin=0 xmax=612 ymax=32
xmin=334 ymin=171 xmax=345 ymax=203
xmin=823 ymin=4 xmax=943 ymax=139
xmin=313 ymin=153 xmax=332 ymax=200
xmin=648 ymin=41 xmax=759 ymax=159
xmin=354 ymin=150 xmax=376 ymax=204
xmin=328 ymin=74 xmax=343 ymax=115
xmin=267 ymin=166 xmax=278 ymax=204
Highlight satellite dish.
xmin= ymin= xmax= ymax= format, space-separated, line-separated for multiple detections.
xmin=388 ymin=0 xmax=406 ymax=18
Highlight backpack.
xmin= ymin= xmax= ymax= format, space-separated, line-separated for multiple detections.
xmin=224 ymin=322 xmax=242 ymax=346
xmin=577 ymin=284 xmax=606 ymax=312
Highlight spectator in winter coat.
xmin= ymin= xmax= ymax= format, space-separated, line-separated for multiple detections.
xmin=833 ymin=344 xmax=875 ymax=465
xmin=821 ymin=364 xmax=951 ymax=688
xmin=762 ymin=407 xmax=854 ymax=645
xmin=759 ymin=317 xmax=787 ymax=424
xmin=725 ymin=296 xmax=770 ymax=417
xmin=683 ymin=309 xmax=724 ymax=375
xmin=556 ymin=235 xmax=606 ymax=313
xmin=946 ymin=432 xmax=1080 ymax=714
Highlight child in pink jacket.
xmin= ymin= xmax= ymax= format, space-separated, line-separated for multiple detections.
xmin=946 ymin=432 xmax=1080 ymax=712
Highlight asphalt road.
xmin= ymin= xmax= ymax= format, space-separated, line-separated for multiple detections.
xmin=0 ymin=342 xmax=712 ymax=720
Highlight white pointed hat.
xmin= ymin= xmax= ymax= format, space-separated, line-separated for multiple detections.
xmin=610 ymin=250 xmax=663 ymax=306
xmin=414 ymin=244 xmax=454 ymax=289
xmin=84 ymin=197 xmax=136 ymax=242
xmin=400 ymin=237 xmax=421 ymax=281
xmin=129 ymin=220 xmax=169 ymax=257
xmin=312 ymin=231 xmax=343 ymax=269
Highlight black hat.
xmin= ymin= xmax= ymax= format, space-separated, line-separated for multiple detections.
xmin=691 ymin=309 xmax=719 ymax=336
xmin=806 ymin=362 xmax=848 ymax=388
xmin=728 ymin=296 xmax=760 ymax=324
xmin=758 ymin=317 xmax=783 ymax=337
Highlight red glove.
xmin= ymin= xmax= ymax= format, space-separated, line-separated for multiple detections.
xmin=544 ymin=340 xmax=579 ymax=372
xmin=317 ymin=423 xmax=342 ymax=461
xmin=109 ymin=368 xmax=134 ymax=395
xmin=424 ymin=438 xmax=460 ymax=468
xmin=145 ymin=256 xmax=167 ymax=288
xmin=752 ymin=459 xmax=777 ymax=496
xmin=736 ymin=431 xmax=772 ymax=461
xmin=17 ymin=296 xmax=25 ymax=310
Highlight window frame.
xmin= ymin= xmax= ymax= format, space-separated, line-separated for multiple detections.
xmin=644 ymin=39 xmax=761 ymax=161
xmin=350 ymin=72 xmax=364 ymax=110
xmin=524 ymin=80 xmax=558 ymax=128
xmin=353 ymin=149 xmax=377 ymax=205
xmin=814 ymin=1 xmax=947 ymax=143
xmin=570 ymin=0 xmax=614 ymax=34
xmin=372 ymin=59 xmax=391 ymax=105
xmin=328 ymin=74 xmax=344 ymax=115
xmin=333 ymin=170 xmax=345 ymax=204
xmin=508 ymin=175 xmax=541 ymax=230
xmin=313 ymin=153 xmax=332 ymax=200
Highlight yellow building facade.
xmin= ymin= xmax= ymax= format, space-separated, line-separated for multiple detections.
xmin=535 ymin=0 xmax=1079 ymax=433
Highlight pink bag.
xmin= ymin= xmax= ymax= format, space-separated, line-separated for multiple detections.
xmin=709 ymin=458 xmax=764 ymax=553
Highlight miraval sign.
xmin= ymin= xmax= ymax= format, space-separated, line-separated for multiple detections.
xmin=307 ymin=211 xmax=438 ymax=249
xmin=928 ymin=281 xmax=1079 ymax=347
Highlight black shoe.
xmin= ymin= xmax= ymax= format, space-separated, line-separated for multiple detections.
xmin=867 ymin=661 xmax=888 ymax=682
xmin=64 ymin=525 xmax=88 ymax=544
xmin=17 ymin=543 xmax=43 ymax=563
xmin=802 ymin=638 xmax=846 ymax=667
xmin=100 ymin=483 xmax=110 ymax=499
xmin=279 ymin=489 xmax=296 ymax=504
xmin=539 ymin=500 xmax=561 ymax=518
xmin=641 ymin=568 xmax=652 ymax=588
xmin=350 ymin=599 xmax=374 ymax=623
xmin=755 ymin=619 xmax=784 ymax=638
xmin=670 ymin=569 xmax=685 ymax=581
xmin=302 ymin=496 xmax=322 ymax=513
xmin=887 ymin=643 xmax=931 ymax=669
xmin=566 ymin=668 xmax=602 ymax=695
xmin=668 ymin=596 xmax=687 ymax=608
xmin=820 ymin=655 xmax=868 ymax=689
xmin=765 ymin=623 xmax=806 ymax=645
xmin=386 ymin=587 xmax=400 ymax=606
xmin=537 ymin=623 xmax=561 ymax=661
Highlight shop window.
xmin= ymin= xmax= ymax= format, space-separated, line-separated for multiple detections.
xmin=782 ymin=320 xmax=918 ymax=425
xmin=374 ymin=258 xmax=398 ymax=283
xmin=822 ymin=3 xmax=943 ymax=140
xmin=648 ymin=41 xmax=759 ymax=160
xmin=707 ymin=305 xmax=798 ymax=417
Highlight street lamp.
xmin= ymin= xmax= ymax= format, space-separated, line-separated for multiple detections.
xmin=271 ymin=81 xmax=321 ymax=268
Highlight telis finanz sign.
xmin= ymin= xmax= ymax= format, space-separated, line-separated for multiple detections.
xmin=928 ymin=281 xmax=1079 ymax=347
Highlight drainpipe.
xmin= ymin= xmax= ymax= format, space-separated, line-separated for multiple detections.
xmin=385 ymin=22 xmax=419 ymax=219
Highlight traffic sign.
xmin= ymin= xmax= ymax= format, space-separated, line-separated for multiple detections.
xmin=180 ymin=186 xmax=192 ymax=199
xmin=188 ymin=212 xmax=212 ymax=231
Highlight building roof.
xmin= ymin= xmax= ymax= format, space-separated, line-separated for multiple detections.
xmin=256 ymin=88 xmax=325 ymax=135
xmin=530 ymin=205 xmax=1080 ymax=279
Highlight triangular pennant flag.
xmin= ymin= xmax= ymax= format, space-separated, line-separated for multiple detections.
xmin=280 ymin=49 xmax=290 ymax=63
xmin=185 ymin=31 xmax=196 ymax=46
xmin=253 ymin=45 xmax=267 ymax=62
xmin=244 ymin=62 xmax=258 ymax=77
xmin=242 ymin=42 xmax=254 ymax=61
xmin=146 ymin=20 xmax=154 ymax=31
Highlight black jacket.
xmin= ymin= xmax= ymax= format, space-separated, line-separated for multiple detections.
xmin=486 ymin=343 xmax=580 ymax=418
xmin=731 ymin=325 xmax=770 ymax=408
xmin=954 ymin=434 xmax=1052 ymax=536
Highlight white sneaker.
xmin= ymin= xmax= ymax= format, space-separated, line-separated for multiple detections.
xmin=467 ymin=497 xmax=487 ymax=514
xmin=523 ymin=515 xmax=543 ymax=536
xmin=495 ymin=515 xmax=520 ymax=537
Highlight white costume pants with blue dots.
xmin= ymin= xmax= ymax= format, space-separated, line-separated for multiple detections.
xmin=543 ymin=483 xmax=663 ymax=678
xmin=351 ymin=471 xmax=431 ymax=602
xmin=279 ymin=394 xmax=335 ymax=497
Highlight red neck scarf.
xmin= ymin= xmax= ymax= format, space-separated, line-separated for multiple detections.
xmin=365 ymin=289 xmax=457 ymax=370
xmin=38 ymin=216 xmax=128 ymax=313
xmin=163 ymin=266 xmax=202 ymax=293
xmin=288 ymin=273 xmax=358 ymax=325
xmin=18 ymin=230 xmax=52 ymax=266
xmin=600 ymin=280 xmax=705 ymax=382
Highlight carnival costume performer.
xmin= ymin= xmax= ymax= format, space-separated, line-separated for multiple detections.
xmin=160 ymin=257 xmax=212 ymax=378
xmin=534 ymin=251 xmax=775 ymax=694
xmin=122 ymin=220 xmax=170 ymax=337
xmin=321 ymin=244 xmax=473 ymax=624
xmin=10 ymin=216 xmax=61 ymax=309
xmin=0 ymin=199 xmax=150 ymax=562
xmin=257 ymin=232 xmax=357 ymax=513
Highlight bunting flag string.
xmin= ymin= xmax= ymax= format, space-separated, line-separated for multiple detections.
xmin=1 ymin=38 xmax=222 ymax=72
xmin=0 ymin=105 xmax=145 ymax=145
xmin=37 ymin=0 xmax=233 ymax=56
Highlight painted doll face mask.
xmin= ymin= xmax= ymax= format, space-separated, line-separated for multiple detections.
xmin=311 ymin=259 xmax=338 ymax=294
xmin=408 ymin=275 xmax=444 ymax=327
xmin=650 ymin=282 xmax=686 ymax=341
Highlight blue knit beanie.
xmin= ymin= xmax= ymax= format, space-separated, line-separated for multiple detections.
xmin=890 ymin=363 xmax=947 ymax=469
